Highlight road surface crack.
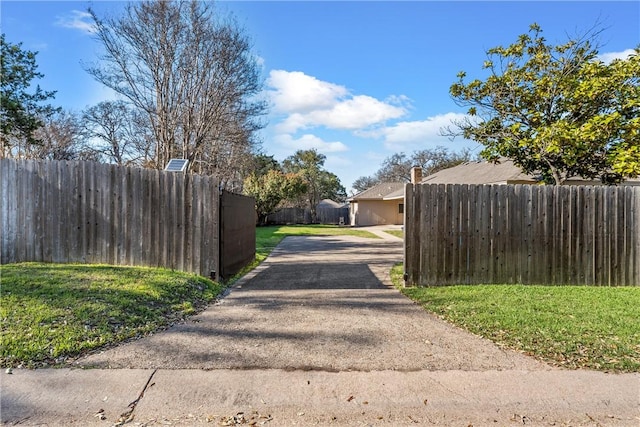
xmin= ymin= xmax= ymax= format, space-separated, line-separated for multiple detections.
xmin=113 ymin=369 xmax=157 ymax=426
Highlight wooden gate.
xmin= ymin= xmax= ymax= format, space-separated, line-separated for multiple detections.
xmin=219 ymin=190 xmax=256 ymax=280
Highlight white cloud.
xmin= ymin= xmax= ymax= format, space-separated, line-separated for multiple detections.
xmin=368 ymin=112 xmax=472 ymax=150
xmin=385 ymin=94 xmax=413 ymax=108
xmin=306 ymin=95 xmax=406 ymax=131
xmin=597 ymin=49 xmax=635 ymax=64
xmin=275 ymin=113 xmax=309 ymax=134
xmin=267 ymin=70 xmax=408 ymax=133
xmin=277 ymin=95 xmax=406 ymax=133
xmin=274 ymin=134 xmax=349 ymax=153
xmin=55 ymin=10 xmax=97 ymax=35
xmin=267 ymin=70 xmax=347 ymax=114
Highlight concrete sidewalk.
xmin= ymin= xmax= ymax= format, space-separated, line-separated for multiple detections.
xmin=3 ymin=368 xmax=638 ymax=426
xmin=2 ymin=233 xmax=638 ymax=426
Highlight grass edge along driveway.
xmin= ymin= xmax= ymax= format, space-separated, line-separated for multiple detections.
xmin=391 ymin=263 xmax=640 ymax=373
xmin=1 ymin=225 xmax=378 ymax=368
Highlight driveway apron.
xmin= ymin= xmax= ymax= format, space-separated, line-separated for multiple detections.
xmin=75 ymin=232 xmax=546 ymax=371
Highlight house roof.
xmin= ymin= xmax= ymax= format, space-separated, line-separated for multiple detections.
xmin=317 ymin=199 xmax=343 ymax=208
xmin=348 ymin=182 xmax=405 ymax=201
xmin=420 ymin=159 xmax=535 ymax=185
xmin=383 ymin=187 xmax=405 ymax=200
xmin=420 ymin=159 xmax=640 ymax=186
xmin=317 ymin=199 xmax=349 ymax=209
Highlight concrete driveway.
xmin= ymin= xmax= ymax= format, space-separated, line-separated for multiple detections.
xmin=2 ymin=229 xmax=638 ymax=426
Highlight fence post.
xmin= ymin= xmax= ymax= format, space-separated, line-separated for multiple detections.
xmin=404 ymin=183 xmax=420 ymax=286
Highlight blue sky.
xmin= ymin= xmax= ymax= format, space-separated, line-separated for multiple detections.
xmin=2 ymin=1 xmax=639 ymax=192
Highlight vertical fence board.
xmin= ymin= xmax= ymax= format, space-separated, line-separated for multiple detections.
xmin=457 ymin=184 xmax=468 ymax=284
xmin=205 ymin=180 xmax=214 ymax=276
xmin=198 ymin=176 xmax=210 ymax=277
xmin=43 ymin=161 xmax=53 ymax=262
xmin=611 ymin=188 xmax=621 ymax=286
xmin=159 ymin=172 xmax=169 ymax=269
xmin=635 ymin=188 xmax=640 ymax=285
xmin=61 ymin=162 xmax=73 ymax=263
xmin=520 ymin=184 xmax=531 ymax=283
xmin=497 ymin=185 xmax=508 ymax=283
xmin=553 ymin=186 xmax=563 ymax=285
xmin=69 ymin=162 xmax=81 ymax=261
xmin=17 ymin=161 xmax=30 ymax=262
xmin=13 ymin=161 xmax=25 ymax=262
xmin=505 ymin=185 xmax=517 ymax=283
xmin=176 ymin=174 xmax=186 ymax=272
xmin=627 ymin=186 xmax=635 ymax=286
xmin=35 ymin=161 xmax=46 ymax=262
xmin=543 ymin=185 xmax=554 ymax=284
xmin=122 ymin=165 xmax=132 ymax=266
xmin=586 ymin=186 xmax=596 ymax=285
xmin=468 ymin=185 xmax=478 ymax=283
xmin=99 ymin=164 xmax=110 ymax=265
xmin=576 ymin=186 xmax=586 ymax=283
xmin=415 ymin=184 xmax=423 ymax=285
xmin=403 ymin=184 xmax=416 ymax=285
xmin=444 ymin=185 xmax=452 ymax=283
xmin=82 ymin=162 xmax=91 ymax=263
xmin=151 ymin=169 xmax=161 ymax=268
xmin=437 ymin=185 xmax=448 ymax=284
xmin=131 ymin=167 xmax=143 ymax=267
xmin=51 ymin=161 xmax=63 ymax=262
xmin=192 ymin=176 xmax=202 ymax=275
xmin=108 ymin=165 xmax=118 ymax=266
xmin=0 ymin=160 xmax=11 ymax=263
xmin=487 ymin=186 xmax=497 ymax=283
xmin=603 ymin=186 xmax=612 ymax=286
xmin=593 ymin=187 xmax=603 ymax=285
xmin=198 ymin=177 xmax=208 ymax=276
xmin=182 ymin=174 xmax=192 ymax=273
xmin=566 ymin=186 xmax=577 ymax=285
xmin=425 ymin=184 xmax=438 ymax=285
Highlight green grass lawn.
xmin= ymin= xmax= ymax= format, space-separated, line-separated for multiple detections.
xmin=0 ymin=263 xmax=222 ymax=368
xmin=391 ymin=264 xmax=640 ymax=373
xmin=1 ymin=225 xmax=378 ymax=368
xmin=383 ymin=229 xmax=403 ymax=239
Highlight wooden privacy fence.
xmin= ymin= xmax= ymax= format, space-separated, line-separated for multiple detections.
xmin=266 ymin=207 xmax=349 ymax=225
xmin=220 ymin=191 xmax=256 ymax=279
xmin=404 ymin=183 xmax=640 ymax=286
xmin=1 ymin=159 xmax=256 ymax=279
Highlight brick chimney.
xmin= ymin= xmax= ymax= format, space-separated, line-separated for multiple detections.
xmin=410 ymin=166 xmax=422 ymax=184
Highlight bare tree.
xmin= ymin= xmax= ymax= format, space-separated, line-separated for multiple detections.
xmin=81 ymin=100 xmax=152 ymax=166
xmin=86 ymin=0 xmax=266 ymax=185
xmin=29 ymin=110 xmax=84 ymax=160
